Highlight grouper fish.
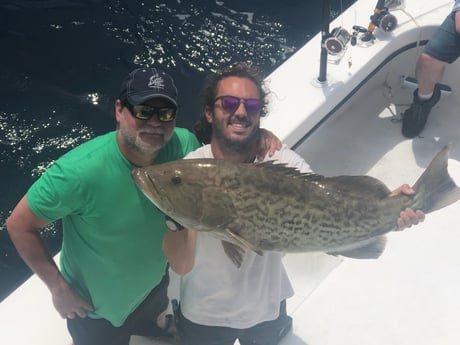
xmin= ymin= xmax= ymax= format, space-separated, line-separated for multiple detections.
xmin=132 ymin=145 xmax=460 ymax=265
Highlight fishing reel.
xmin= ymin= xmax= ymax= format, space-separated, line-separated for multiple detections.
xmin=350 ymin=25 xmax=368 ymax=46
xmin=371 ymin=7 xmax=398 ymax=32
xmin=321 ymin=1 xmax=398 ymax=56
xmin=361 ymin=4 xmax=398 ymax=42
xmin=324 ymin=27 xmax=351 ymax=55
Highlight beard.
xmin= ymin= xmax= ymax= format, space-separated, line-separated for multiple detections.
xmin=119 ymin=122 xmax=169 ymax=154
xmin=212 ymin=116 xmax=260 ymax=153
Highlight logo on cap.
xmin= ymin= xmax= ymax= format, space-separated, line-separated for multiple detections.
xmin=148 ymin=76 xmax=165 ymax=89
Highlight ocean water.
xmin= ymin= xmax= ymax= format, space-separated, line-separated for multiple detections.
xmin=0 ymin=0 xmax=355 ymax=301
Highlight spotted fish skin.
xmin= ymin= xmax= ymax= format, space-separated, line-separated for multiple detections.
xmin=132 ymin=145 xmax=460 ymax=254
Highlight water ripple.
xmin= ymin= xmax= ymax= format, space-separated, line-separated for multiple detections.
xmin=105 ymin=1 xmax=294 ymax=72
xmin=0 ymin=111 xmax=94 ymax=178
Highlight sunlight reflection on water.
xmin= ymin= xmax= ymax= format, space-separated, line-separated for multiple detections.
xmin=0 ymin=0 xmax=354 ymax=299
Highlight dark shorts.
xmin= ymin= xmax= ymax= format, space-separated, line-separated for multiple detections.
xmin=176 ymin=300 xmax=292 ymax=345
xmin=424 ymin=12 xmax=460 ymax=63
xmin=67 ymin=271 xmax=170 ymax=345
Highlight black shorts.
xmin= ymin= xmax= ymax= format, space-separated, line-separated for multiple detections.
xmin=176 ymin=300 xmax=292 ymax=345
xmin=424 ymin=12 xmax=460 ymax=63
xmin=67 ymin=271 xmax=170 ymax=345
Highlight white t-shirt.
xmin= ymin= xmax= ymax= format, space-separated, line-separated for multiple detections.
xmin=180 ymin=144 xmax=312 ymax=329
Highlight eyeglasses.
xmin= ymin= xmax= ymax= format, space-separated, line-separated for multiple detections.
xmin=123 ymin=102 xmax=177 ymax=122
xmin=214 ymin=96 xmax=262 ymax=116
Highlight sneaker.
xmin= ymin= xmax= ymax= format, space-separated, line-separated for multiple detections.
xmin=401 ymin=85 xmax=441 ymax=138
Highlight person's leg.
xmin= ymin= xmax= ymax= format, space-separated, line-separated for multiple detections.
xmin=238 ymin=300 xmax=292 ymax=345
xmin=67 ymin=316 xmax=130 ymax=345
xmin=176 ymin=307 xmax=239 ymax=345
xmin=417 ymin=10 xmax=460 ymax=96
xmin=402 ymin=12 xmax=460 ymax=138
xmin=415 ymin=52 xmax=446 ymax=96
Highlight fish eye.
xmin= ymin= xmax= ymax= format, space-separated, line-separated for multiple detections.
xmin=171 ymin=172 xmax=182 ymax=185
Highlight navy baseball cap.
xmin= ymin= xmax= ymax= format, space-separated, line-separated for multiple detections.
xmin=119 ymin=68 xmax=178 ymax=106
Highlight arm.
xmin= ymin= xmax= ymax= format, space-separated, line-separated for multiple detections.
xmin=163 ymin=228 xmax=197 ymax=276
xmin=6 ymin=196 xmax=94 ymax=319
xmin=257 ymin=128 xmax=282 ymax=159
xmin=455 ymin=11 xmax=460 ymax=33
xmin=389 ymin=184 xmax=426 ymax=230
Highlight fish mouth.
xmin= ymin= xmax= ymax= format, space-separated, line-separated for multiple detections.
xmin=132 ymin=169 xmax=174 ymax=212
xmin=145 ymin=173 xmax=161 ymax=198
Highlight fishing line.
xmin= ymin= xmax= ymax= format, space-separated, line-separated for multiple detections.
xmin=381 ymin=1 xmax=423 ymax=119
xmin=395 ymin=4 xmax=423 ymax=79
xmin=344 ymin=0 xmax=361 ymax=70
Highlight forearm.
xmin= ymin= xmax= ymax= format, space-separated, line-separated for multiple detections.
xmin=8 ymin=223 xmax=65 ymax=292
xmin=6 ymin=196 xmax=66 ymax=293
xmin=163 ymin=229 xmax=197 ymax=276
xmin=9 ymin=226 xmax=95 ymax=317
xmin=258 ymin=128 xmax=282 ymax=159
xmin=7 ymin=196 xmax=94 ymax=318
xmin=456 ymin=11 xmax=460 ymax=33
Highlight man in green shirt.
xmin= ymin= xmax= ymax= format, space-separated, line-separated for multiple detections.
xmin=7 ymin=67 xmax=281 ymax=344
xmin=6 ymin=67 xmax=202 ymax=344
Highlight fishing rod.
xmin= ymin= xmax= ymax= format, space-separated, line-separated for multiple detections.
xmin=318 ymin=0 xmax=331 ymax=83
xmin=317 ymin=0 xmax=398 ymax=82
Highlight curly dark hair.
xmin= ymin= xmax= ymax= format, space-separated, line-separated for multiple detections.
xmin=193 ymin=62 xmax=269 ymax=145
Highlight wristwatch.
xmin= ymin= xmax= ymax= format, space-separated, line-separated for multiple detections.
xmin=165 ymin=215 xmax=185 ymax=232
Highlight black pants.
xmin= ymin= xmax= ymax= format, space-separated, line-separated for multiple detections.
xmin=176 ymin=300 xmax=292 ymax=345
xmin=67 ymin=271 xmax=169 ymax=345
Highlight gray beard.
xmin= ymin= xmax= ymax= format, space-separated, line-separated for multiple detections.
xmin=119 ymin=127 xmax=163 ymax=155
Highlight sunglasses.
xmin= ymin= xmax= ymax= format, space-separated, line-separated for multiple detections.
xmin=214 ymin=96 xmax=262 ymax=116
xmin=123 ymin=102 xmax=177 ymax=122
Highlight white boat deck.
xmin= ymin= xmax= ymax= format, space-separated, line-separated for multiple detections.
xmin=1 ymin=0 xmax=459 ymax=344
xmin=278 ymin=46 xmax=460 ymax=345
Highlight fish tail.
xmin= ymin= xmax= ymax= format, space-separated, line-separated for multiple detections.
xmin=412 ymin=144 xmax=460 ymax=213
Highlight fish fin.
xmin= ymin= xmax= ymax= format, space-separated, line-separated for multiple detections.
xmin=254 ymin=161 xmax=319 ymax=179
xmin=328 ymin=236 xmax=388 ymax=259
xmin=224 ymin=228 xmax=264 ymax=256
xmin=221 ymin=241 xmax=245 ymax=268
xmin=412 ymin=144 xmax=460 ymax=212
xmin=255 ymin=162 xmax=389 ymax=190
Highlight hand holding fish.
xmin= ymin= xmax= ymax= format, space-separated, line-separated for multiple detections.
xmin=390 ymin=184 xmax=426 ymax=230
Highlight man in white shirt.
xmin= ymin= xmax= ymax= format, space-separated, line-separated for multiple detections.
xmin=175 ymin=63 xmax=424 ymax=345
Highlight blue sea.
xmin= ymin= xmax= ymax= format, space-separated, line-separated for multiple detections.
xmin=0 ymin=0 xmax=355 ymax=301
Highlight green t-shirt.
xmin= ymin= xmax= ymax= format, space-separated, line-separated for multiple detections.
xmin=27 ymin=128 xmax=199 ymax=326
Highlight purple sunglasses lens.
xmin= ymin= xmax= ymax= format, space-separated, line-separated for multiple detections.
xmin=221 ymin=96 xmax=240 ymax=113
xmin=244 ymin=99 xmax=262 ymax=114
xmin=220 ymin=96 xmax=262 ymax=114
